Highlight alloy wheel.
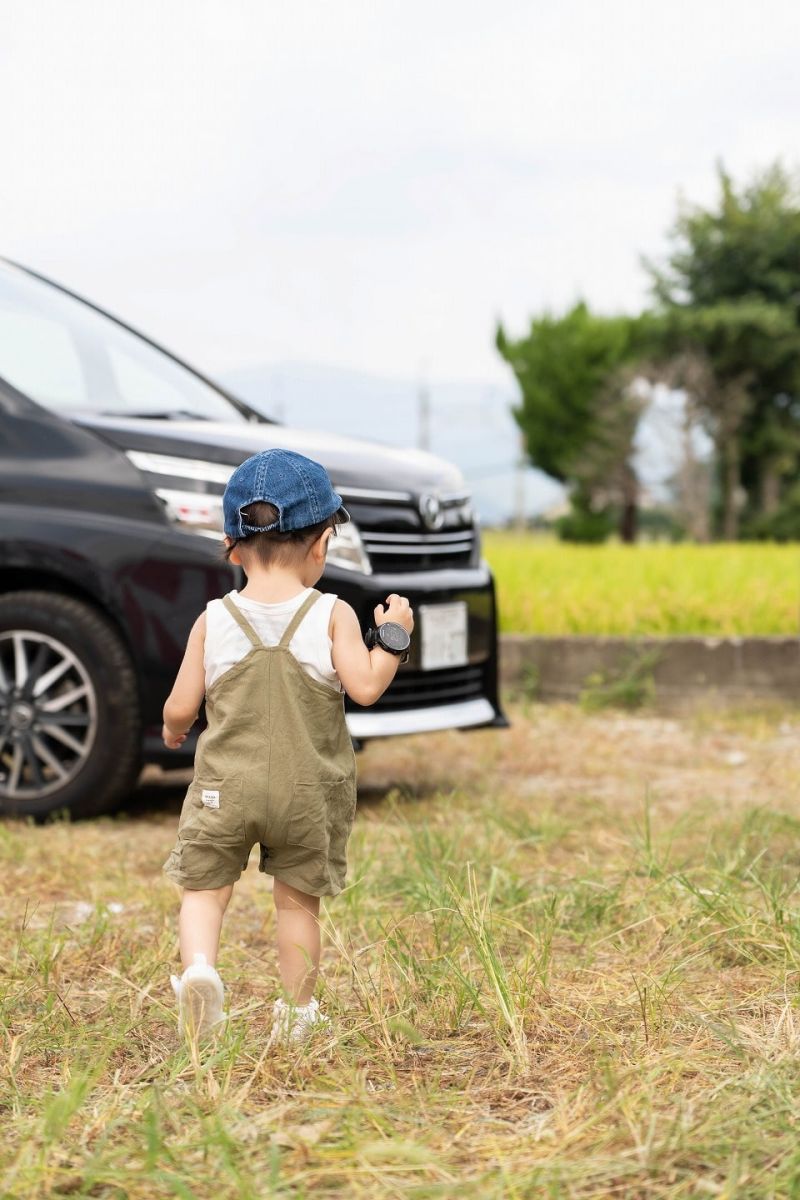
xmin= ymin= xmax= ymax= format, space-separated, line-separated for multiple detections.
xmin=0 ymin=630 xmax=98 ymax=801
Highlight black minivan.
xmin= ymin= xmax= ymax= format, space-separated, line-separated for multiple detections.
xmin=0 ymin=260 xmax=505 ymax=818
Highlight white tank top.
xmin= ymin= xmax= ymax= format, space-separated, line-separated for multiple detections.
xmin=204 ymin=589 xmax=341 ymax=692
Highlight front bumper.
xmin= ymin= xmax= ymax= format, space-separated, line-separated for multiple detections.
xmin=346 ymin=696 xmax=498 ymax=739
xmin=329 ymin=561 xmax=506 ymax=734
xmin=144 ymin=558 xmax=507 ymax=767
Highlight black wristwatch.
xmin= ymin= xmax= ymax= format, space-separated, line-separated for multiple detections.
xmin=365 ymin=622 xmax=411 ymax=664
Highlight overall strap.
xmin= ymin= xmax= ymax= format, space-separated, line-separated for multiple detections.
xmin=279 ymin=589 xmax=322 ymax=648
xmin=222 ymin=595 xmax=264 ymax=648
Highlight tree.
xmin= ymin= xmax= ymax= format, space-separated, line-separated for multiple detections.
xmin=645 ymin=300 xmax=795 ymax=538
xmin=647 ymin=163 xmax=800 ymax=535
xmin=496 ymin=303 xmax=644 ymax=541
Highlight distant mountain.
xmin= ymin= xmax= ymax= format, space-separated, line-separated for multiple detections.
xmin=221 ymin=361 xmax=564 ymax=525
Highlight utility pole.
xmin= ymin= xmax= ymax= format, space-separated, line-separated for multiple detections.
xmin=417 ymin=378 xmax=431 ymax=452
xmin=513 ymin=426 xmax=527 ymax=531
xmin=271 ymin=369 xmax=286 ymax=424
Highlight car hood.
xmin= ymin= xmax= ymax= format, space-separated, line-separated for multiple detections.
xmin=75 ymin=414 xmax=464 ymax=497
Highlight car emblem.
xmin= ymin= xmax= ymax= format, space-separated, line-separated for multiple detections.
xmin=419 ymin=493 xmax=444 ymax=530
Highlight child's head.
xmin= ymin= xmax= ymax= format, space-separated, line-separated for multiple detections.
xmin=222 ymin=449 xmax=349 ymax=580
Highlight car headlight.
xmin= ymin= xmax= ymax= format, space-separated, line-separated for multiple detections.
xmin=154 ymin=488 xmax=225 ymax=537
xmin=125 ymin=451 xmax=372 ymax=569
xmin=126 ymin=450 xmax=235 ymax=485
xmin=154 ymin=491 xmax=372 ymax=570
xmin=325 ymin=521 xmax=372 ymax=575
xmin=126 ymin=450 xmax=231 ymax=538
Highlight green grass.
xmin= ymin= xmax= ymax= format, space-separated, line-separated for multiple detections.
xmin=483 ymin=534 xmax=800 ymax=635
xmin=4 ymin=707 xmax=800 ymax=1196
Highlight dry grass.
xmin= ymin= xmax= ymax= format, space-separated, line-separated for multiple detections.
xmin=4 ymin=703 xmax=800 ymax=1196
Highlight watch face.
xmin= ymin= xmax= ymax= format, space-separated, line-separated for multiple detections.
xmin=380 ymin=622 xmax=410 ymax=652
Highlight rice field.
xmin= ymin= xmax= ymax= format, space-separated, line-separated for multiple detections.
xmin=483 ymin=534 xmax=800 ymax=636
xmin=4 ymin=704 xmax=800 ymax=1197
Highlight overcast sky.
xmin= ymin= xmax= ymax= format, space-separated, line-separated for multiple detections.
xmin=1 ymin=0 xmax=798 ymax=386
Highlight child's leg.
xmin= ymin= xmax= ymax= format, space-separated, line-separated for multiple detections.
xmin=273 ymin=879 xmax=321 ymax=1004
xmin=179 ymin=885 xmax=233 ymax=969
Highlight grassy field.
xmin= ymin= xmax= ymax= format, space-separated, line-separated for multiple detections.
xmin=483 ymin=534 xmax=800 ymax=635
xmin=4 ymin=705 xmax=800 ymax=1196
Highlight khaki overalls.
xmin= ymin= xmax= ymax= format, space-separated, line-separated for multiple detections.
xmin=163 ymin=590 xmax=357 ymax=897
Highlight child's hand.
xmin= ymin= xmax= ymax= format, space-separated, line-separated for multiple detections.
xmin=374 ymin=594 xmax=414 ymax=633
xmin=162 ymin=723 xmax=187 ymax=750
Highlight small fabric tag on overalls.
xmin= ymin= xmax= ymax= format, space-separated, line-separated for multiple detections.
xmin=201 ymin=788 xmax=220 ymax=809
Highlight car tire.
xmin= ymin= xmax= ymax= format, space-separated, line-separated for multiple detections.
xmin=0 ymin=591 xmax=142 ymax=819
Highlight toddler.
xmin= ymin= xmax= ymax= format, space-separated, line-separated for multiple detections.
xmin=161 ymin=448 xmax=413 ymax=1041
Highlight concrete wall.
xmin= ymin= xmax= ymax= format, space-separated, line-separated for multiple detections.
xmin=500 ymin=634 xmax=800 ymax=705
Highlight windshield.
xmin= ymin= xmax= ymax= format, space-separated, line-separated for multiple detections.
xmin=0 ymin=261 xmax=250 ymax=423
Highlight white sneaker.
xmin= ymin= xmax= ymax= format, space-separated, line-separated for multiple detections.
xmin=170 ymin=953 xmax=225 ymax=1039
xmin=270 ymin=997 xmax=329 ymax=1044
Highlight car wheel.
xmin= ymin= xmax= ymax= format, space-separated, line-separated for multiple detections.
xmin=0 ymin=592 xmax=142 ymax=819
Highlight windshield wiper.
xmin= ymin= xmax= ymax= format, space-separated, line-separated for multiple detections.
xmin=96 ymin=409 xmax=212 ymax=421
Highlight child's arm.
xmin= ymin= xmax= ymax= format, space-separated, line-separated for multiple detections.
xmin=162 ymin=613 xmax=207 ymax=749
xmin=331 ymin=594 xmax=414 ymax=706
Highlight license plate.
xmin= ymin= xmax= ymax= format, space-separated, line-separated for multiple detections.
xmin=419 ymin=602 xmax=468 ymax=671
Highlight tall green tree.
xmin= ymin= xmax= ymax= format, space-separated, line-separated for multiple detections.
xmin=647 ymin=163 xmax=800 ymax=536
xmin=496 ymin=303 xmax=644 ymax=541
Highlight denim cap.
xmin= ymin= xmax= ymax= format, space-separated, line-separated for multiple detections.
xmin=223 ymin=448 xmax=349 ymax=538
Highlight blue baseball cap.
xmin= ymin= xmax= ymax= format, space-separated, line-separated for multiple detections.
xmin=223 ymin=448 xmax=349 ymax=538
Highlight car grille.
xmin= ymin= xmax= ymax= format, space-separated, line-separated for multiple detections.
xmin=349 ymin=663 xmax=485 ymax=712
xmin=361 ymin=529 xmax=476 ymax=573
